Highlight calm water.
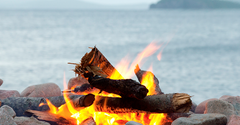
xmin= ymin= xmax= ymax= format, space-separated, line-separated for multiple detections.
xmin=0 ymin=10 xmax=240 ymax=104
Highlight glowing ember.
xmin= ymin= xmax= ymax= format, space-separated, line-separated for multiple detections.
xmin=43 ymin=42 xmax=172 ymax=125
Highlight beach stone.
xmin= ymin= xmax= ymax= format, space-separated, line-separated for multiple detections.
xmin=219 ymin=95 xmax=240 ymax=115
xmin=190 ymin=102 xmax=197 ymax=113
xmin=20 ymin=83 xmax=61 ymax=97
xmin=171 ymin=113 xmax=227 ymax=125
xmin=227 ymin=115 xmax=240 ymax=125
xmin=204 ymin=99 xmax=235 ymax=120
xmin=68 ymin=76 xmax=89 ymax=90
xmin=0 ymin=79 xmax=3 ymax=86
xmin=219 ymin=95 xmax=232 ymax=100
xmin=0 ymin=105 xmax=16 ymax=118
xmin=0 ymin=111 xmax=17 ymax=125
xmin=125 ymin=121 xmax=143 ymax=125
xmin=0 ymin=90 xmax=20 ymax=100
xmin=195 ymin=98 xmax=217 ymax=114
xmin=14 ymin=116 xmax=50 ymax=125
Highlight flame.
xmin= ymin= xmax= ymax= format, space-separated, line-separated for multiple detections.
xmin=43 ymin=42 xmax=172 ymax=125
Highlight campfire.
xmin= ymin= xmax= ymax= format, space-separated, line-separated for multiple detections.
xmin=26 ymin=43 xmax=192 ymax=125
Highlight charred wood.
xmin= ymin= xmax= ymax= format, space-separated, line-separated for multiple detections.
xmin=134 ymin=64 xmax=163 ymax=95
xmin=94 ymin=93 xmax=192 ymax=113
xmin=0 ymin=94 xmax=95 ymax=116
xmin=88 ymin=76 xmax=148 ymax=100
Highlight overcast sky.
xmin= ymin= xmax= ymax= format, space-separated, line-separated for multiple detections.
xmin=81 ymin=0 xmax=159 ymax=5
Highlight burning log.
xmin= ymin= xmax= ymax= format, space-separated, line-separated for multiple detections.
xmin=134 ymin=64 xmax=164 ymax=95
xmin=88 ymin=75 xmax=149 ymax=100
xmin=0 ymin=94 xmax=95 ymax=116
xmin=94 ymin=93 xmax=192 ymax=113
xmin=71 ymin=46 xmax=123 ymax=78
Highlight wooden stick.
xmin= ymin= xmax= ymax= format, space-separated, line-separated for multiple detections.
xmin=72 ymin=46 xmax=123 ymax=78
xmin=88 ymin=76 xmax=148 ymax=100
xmin=134 ymin=64 xmax=163 ymax=95
xmin=94 ymin=93 xmax=192 ymax=113
xmin=0 ymin=94 xmax=95 ymax=116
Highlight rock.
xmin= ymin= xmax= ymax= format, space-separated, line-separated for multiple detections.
xmin=14 ymin=116 xmax=50 ymax=125
xmin=204 ymin=99 xmax=235 ymax=120
xmin=219 ymin=95 xmax=240 ymax=115
xmin=0 ymin=79 xmax=3 ymax=86
xmin=219 ymin=95 xmax=232 ymax=100
xmin=228 ymin=115 xmax=240 ymax=125
xmin=0 ymin=105 xmax=16 ymax=118
xmin=0 ymin=90 xmax=20 ymax=100
xmin=68 ymin=76 xmax=89 ymax=90
xmin=20 ymin=83 xmax=61 ymax=97
xmin=125 ymin=121 xmax=143 ymax=125
xmin=0 ymin=111 xmax=17 ymax=125
xmin=171 ymin=113 xmax=227 ymax=125
xmin=195 ymin=98 xmax=217 ymax=114
xmin=190 ymin=102 xmax=197 ymax=113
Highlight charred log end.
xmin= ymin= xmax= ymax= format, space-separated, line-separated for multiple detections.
xmin=172 ymin=93 xmax=192 ymax=113
xmin=135 ymin=86 xmax=149 ymax=100
xmin=75 ymin=94 xmax=95 ymax=107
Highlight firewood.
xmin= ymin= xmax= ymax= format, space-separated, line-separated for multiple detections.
xmin=94 ymin=93 xmax=192 ymax=113
xmin=25 ymin=110 xmax=74 ymax=125
xmin=134 ymin=64 xmax=163 ymax=95
xmin=71 ymin=46 xmax=123 ymax=78
xmin=0 ymin=94 xmax=95 ymax=116
xmin=80 ymin=117 xmax=96 ymax=125
xmin=88 ymin=75 xmax=148 ymax=100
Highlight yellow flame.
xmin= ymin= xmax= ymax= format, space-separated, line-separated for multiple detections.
xmin=140 ymin=65 xmax=157 ymax=95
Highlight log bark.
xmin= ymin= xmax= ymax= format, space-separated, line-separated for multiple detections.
xmin=94 ymin=93 xmax=192 ymax=113
xmin=25 ymin=110 xmax=74 ymax=125
xmin=0 ymin=94 xmax=95 ymax=116
xmin=134 ymin=64 xmax=163 ymax=95
xmin=71 ymin=46 xmax=123 ymax=78
xmin=88 ymin=76 xmax=148 ymax=100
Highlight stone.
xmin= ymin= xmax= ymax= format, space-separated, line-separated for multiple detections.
xmin=68 ymin=76 xmax=89 ymax=90
xmin=195 ymin=98 xmax=217 ymax=114
xmin=14 ymin=116 xmax=50 ymax=125
xmin=20 ymin=83 xmax=61 ymax=97
xmin=125 ymin=121 xmax=143 ymax=125
xmin=219 ymin=95 xmax=240 ymax=115
xmin=0 ymin=90 xmax=21 ymax=100
xmin=227 ymin=115 xmax=240 ymax=125
xmin=0 ymin=111 xmax=17 ymax=125
xmin=190 ymin=102 xmax=197 ymax=113
xmin=204 ymin=99 xmax=235 ymax=120
xmin=0 ymin=105 xmax=16 ymax=118
xmin=0 ymin=79 xmax=3 ymax=86
xmin=171 ymin=113 xmax=227 ymax=125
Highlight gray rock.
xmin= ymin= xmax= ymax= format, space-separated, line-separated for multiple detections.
xmin=68 ymin=76 xmax=89 ymax=90
xmin=0 ymin=79 xmax=3 ymax=86
xmin=171 ymin=113 xmax=227 ymax=125
xmin=0 ymin=111 xmax=17 ymax=125
xmin=195 ymin=98 xmax=217 ymax=114
xmin=14 ymin=116 xmax=50 ymax=125
xmin=204 ymin=99 xmax=235 ymax=120
xmin=125 ymin=121 xmax=143 ymax=125
xmin=219 ymin=95 xmax=240 ymax=115
xmin=190 ymin=102 xmax=197 ymax=113
xmin=20 ymin=83 xmax=61 ymax=97
xmin=0 ymin=105 xmax=16 ymax=118
xmin=0 ymin=90 xmax=20 ymax=99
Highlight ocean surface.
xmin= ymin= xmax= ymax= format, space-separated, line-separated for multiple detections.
xmin=0 ymin=10 xmax=239 ymax=104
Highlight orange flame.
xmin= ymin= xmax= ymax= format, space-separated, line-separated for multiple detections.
xmin=43 ymin=42 xmax=171 ymax=125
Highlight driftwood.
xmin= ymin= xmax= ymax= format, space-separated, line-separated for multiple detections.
xmin=71 ymin=46 xmax=123 ymax=78
xmin=0 ymin=94 xmax=95 ymax=116
xmin=134 ymin=64 xmax=163 ymax=95
xmin=94 ymin=93 xmax=192 ymax=113
xmin=88 ymin=75 xmax=148 ymax=100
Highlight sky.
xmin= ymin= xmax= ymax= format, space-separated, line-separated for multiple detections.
xmin=81 ymin=0 xmax=159 ymax=5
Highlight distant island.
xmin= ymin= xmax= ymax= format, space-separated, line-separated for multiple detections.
xmin=150 ymin=0 xmax=240 ymax=9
